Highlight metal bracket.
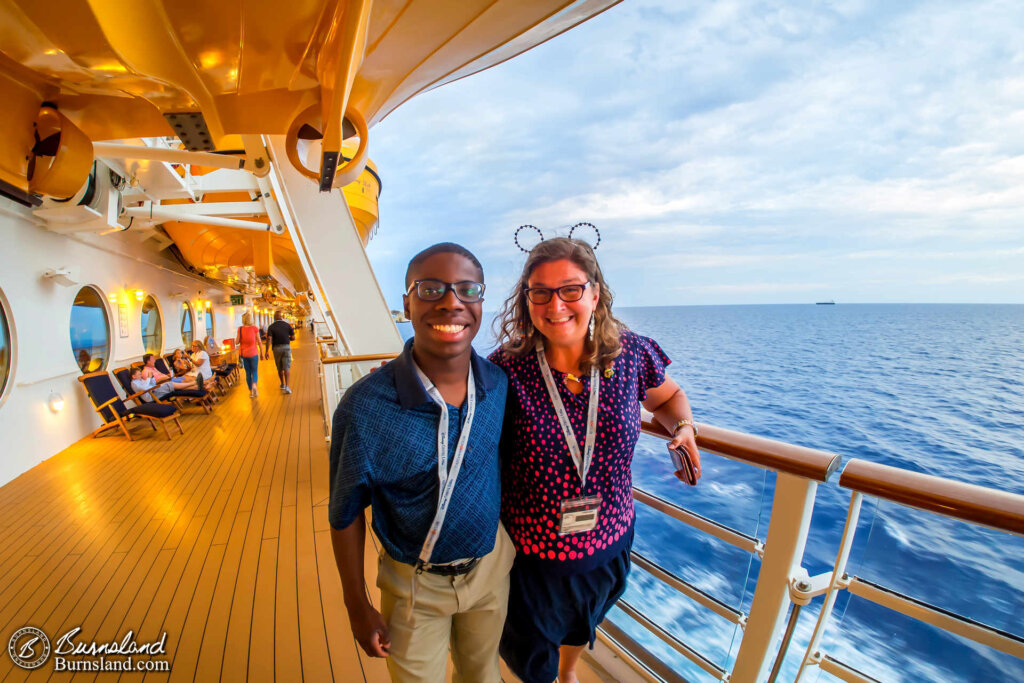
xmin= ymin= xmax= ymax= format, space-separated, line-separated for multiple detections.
xmin=164 ymin=112 xmax=216 ymax=151
xmin=789 ymin=568 xmax=836 ymax=605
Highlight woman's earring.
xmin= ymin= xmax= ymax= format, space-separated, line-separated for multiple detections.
xmin=588 ymin=314 xmax=595 ymax=340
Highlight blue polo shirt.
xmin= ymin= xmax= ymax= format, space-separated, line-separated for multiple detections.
xmin=328 ymin=339 xmax=507 ymax=565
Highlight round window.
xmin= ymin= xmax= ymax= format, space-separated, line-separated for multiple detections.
xmin=180 ymin=302 xmax=194 ymax=346
xmin=141 ymin=295 xmax=163 ymax=354
xmin=70 ymin=286 xmax=111 ymax=373
xmin=0 ymin=292 xmax=11 ymax=396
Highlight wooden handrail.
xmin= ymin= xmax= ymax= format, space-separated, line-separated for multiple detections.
xmin=321 ymin=352 xmax=399 ymax=365
xmin=641 ymin=419 xmax=841 ymax=482
xmin=840 ymin=459 xmax=1024 ymax=535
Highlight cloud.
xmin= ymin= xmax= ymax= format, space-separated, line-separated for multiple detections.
xmin=366 ymin=0 xmax=1024 ymax=306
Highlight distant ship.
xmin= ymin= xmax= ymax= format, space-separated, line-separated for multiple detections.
xmin=816 ymin=300 xmax=836 ymax=305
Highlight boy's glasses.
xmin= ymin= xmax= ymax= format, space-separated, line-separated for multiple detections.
xmin=524 ymin=282 xmax=591 ymax=305
xmin=407 ymin=279 xmax=485 ymax=303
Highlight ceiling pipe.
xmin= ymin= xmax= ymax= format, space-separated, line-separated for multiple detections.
xmin=93 ymin=143 xmax=245 ymax=170
xmin=122 ymin=206 xmax=283 ymax=233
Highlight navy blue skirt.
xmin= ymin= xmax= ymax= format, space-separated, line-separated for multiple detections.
xmin=500 ymin=543 xmax=631 ymax=683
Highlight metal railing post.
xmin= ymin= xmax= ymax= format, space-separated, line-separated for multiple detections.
xmin=795 ymin=492 xmax=863 ymax=682
xmin=730 ymin=473 xmax=819 ymax=682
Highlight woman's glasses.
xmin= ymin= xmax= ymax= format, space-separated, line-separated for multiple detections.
xmin=524 ymin=282 xmax=591 ymax=305
xmin=407 ymin=279 xmax=485 ymax=303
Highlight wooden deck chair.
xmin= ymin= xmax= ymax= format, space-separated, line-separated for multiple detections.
xmin=205 ymin=336 xmax=238 ymax=385
xmin=78 ymin=371 xmax=184 ymax=441
xmin=115 ymin=365 xmax=212 ymax=415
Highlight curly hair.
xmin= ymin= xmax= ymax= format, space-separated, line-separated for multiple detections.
xmin=494 ymin=237 xmax=625 ymax=373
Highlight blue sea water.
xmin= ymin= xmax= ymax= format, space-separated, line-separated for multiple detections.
xmin=398 ymin=304 xmax=1024 ymax=681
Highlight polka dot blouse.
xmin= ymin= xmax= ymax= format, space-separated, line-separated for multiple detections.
xmin=489 ymin=330 xmax=670 ymax=574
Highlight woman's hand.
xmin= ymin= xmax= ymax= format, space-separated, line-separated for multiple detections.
xmin=668 ymin=425 xmax=701 ymax=483
xmin=643 ymin=377 xmax=702 ymax=483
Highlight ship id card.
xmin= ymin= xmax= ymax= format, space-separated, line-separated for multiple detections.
xmin=558 ymin=494 xmax=602 ymax=535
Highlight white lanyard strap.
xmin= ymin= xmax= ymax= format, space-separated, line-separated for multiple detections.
xmin=412 ymin=362 xmax=477 ymax=567
xmin=536 ymin=343 xmax=600 ymax=490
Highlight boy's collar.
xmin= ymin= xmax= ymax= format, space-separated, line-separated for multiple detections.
xmin=394 ymin=338 xmax=495 ymax=409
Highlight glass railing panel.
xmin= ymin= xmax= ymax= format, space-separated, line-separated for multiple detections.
xmin=606 ymin=600 xmax=731 ymax=682
xmin=820 ymin=500 xmax=1024 ymax=682
xmin=610 ymin=437 xmax=772 ymax=677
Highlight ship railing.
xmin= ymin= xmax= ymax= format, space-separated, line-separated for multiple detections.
xmin=792 ymin=460 xmax=1024 ymax=683
xmin=606 ymin=418 xmax=840 ymax=682
xmin=315 ymin=338 xmax=398 ymax=440
xmin=312 ymin=350 xmax=1024 ymax=681
xmin=612 ymin=421 xmax=1024 ymax=683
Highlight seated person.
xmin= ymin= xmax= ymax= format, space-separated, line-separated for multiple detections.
xmin=171 ymin=348 xmax=193 ymax=376
xmin=140 ymin=353 xmax=200 ymax=390
xmin=130 ymin=366 xmax=207 ymax=403
xmin=190 ymin=340 xmax=214 ymax=387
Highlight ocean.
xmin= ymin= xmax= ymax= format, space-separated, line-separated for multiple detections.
xmin=399 ymin=303 xmax=1024 ymax=681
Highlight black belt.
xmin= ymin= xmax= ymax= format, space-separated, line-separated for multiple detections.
xmin=418 ymin=557 xmax=480 ymax=576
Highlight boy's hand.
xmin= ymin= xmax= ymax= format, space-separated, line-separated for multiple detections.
xmin=349 ymin=602 xmax=391 ymax=657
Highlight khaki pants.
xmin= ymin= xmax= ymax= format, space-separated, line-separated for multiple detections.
xmin=377 ymin=524 xmax=516 ymax=683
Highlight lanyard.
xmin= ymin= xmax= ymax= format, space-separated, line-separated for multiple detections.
xmin=412 ymin=362 xmax=477 ymax=567
xmin=536 ymin=342 xmax=600 ymax=490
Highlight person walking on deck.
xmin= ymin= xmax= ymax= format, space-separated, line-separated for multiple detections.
xmin=329 ymin=243 xmax=513 ymax=683
xmin=266 ymin=311 xmax=295 ymax=394
xmin=237 ymin=313 xmax=262 ymax=398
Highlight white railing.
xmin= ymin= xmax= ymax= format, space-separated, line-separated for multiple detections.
xmin=602 ymin=422 xmax=1024 ymax=683
xmin=313 ymin=351 xmax=1024 ymax=682
xmin=316 ymin=340 xmax=399 ymax=441
xmin=794 ymin=460 xmax=1024 ymax=682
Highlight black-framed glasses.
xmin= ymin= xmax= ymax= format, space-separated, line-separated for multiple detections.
xmin=407 ymin=279 xmax=485 ymax=303
xmin=524 ymin=282 xmax=592 ymax=305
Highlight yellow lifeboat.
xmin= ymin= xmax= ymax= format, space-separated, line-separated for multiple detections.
xmin=341 ymin=140 xmax=380 ymax=245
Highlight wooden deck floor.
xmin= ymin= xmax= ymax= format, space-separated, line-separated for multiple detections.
xmin=0 ymin=335 xmax=389 ymax=682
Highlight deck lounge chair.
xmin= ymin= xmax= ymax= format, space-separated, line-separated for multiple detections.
xmin=115 ymin=365 xmax=212 ymax=415
xmin=78 ymin=371 xmax=184 ymax=441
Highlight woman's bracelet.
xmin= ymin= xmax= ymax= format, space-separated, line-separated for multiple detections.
xmin=672 ymin=419 xmax=698 ymax=437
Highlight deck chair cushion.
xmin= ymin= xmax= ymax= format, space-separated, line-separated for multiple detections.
xmin=168 ymin=388 xmax=207 ymax=399
xmin=112 ymin=368 xmax=134 ymax=395
xmin=80 ymin=373 xmax=129 ymax=423
xmin=155 ymin=357 xmax=173 ymax=375
xmin=131 ymin=402 xmax=177 ymax=419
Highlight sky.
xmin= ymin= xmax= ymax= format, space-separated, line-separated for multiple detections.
xmin=364 ymin=0 xmax=1024 ymax=309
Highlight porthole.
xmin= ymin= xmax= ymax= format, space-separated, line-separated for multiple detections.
xmin=0 ymin=289 xmax=12 ymax=399
xmin=70 ymin=286 xmax=111 ymax=373
xmin=180 ymin=301 xmax=194 ymax=346
xmin=141 ymin=295 xmax=163 ymax=354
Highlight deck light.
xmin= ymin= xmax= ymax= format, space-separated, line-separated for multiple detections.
xmin=48 ymin=391 xmax=65 ymax=413
xmin=205 ymin=300 xmax=211 ymax=309
xmin=108 ymin=292 xmax=117 ymax=304
xmin=135 ymin=289 xmax=145 ymax=301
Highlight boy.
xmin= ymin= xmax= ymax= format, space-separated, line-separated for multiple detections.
xmin=329 ymin=243 xmax=513 ymax=682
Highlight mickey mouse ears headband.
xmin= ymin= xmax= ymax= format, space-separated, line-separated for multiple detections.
xmin=514 ymin=222 xmax=601 ymax=253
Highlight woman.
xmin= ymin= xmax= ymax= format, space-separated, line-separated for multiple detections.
xmin=171 ymin=348 xmax=192 ymax=376
xmin=490 ymin=237 xmax=701 ymax=683
xmin=190 ymin=340 xmax=214 ymax=390
xmin=237 ymin=312 xmax=262 ymax=398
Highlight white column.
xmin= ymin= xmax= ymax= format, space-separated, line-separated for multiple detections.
xmin=731 ymin=473 xmax=819 ymax=682
xmin=266 ymin=136 xmax=401 ymax=356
